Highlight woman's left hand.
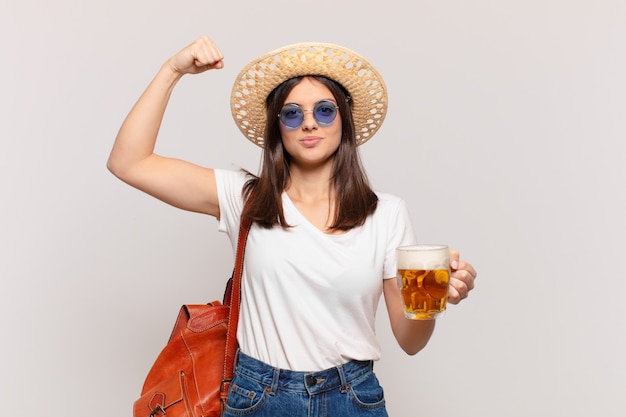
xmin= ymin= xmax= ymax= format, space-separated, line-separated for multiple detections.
xmin=448 ymin=250 xmax=477 ymax=304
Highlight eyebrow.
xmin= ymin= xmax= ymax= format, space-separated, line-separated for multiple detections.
xmin=281 ymin=98 xmax=338 ymax=107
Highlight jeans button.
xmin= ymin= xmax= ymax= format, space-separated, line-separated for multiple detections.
xmin=305 ymin=375 xmax=317 ymax=386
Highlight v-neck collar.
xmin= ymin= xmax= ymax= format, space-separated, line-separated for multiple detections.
xmin=281 ymin=192 xmax=355 ymax=239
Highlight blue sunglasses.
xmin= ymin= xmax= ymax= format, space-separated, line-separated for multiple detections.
xmin=278 ymin=100 xmax=339 ymax=130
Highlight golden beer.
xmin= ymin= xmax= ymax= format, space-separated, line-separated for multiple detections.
xmin=398 ymin=269 xmax=449 ymax=319
xmin=396 ymin=245 xmax=450 ymax=320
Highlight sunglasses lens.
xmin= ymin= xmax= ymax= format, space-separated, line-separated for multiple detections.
xmin=279 ymin=101 xmax=338 ymax=129
xmin=314 ymin=101 xmax=338 ymax=126
xmin=279 ymin=105 xmax=304 ymax=129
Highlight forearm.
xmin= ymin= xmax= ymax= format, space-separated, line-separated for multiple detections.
xmin=107 ymin=62 xmax=182 ymax=178
xmin=391 ymin=317 xmax=436 ymax=355
xmin=383 ymin=278 xmax=436 ymax=355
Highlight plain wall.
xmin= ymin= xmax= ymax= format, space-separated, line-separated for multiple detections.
xmin=2 ymin=1 xmax=625 ymax=416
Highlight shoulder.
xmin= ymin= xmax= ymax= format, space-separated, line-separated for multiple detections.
xmin=372 ymin=192 xmax=416 ymax=244
xmin=374 ymin=191 xmax=408 ymax=213
xmin=215 ymin=168 xmax=248 ymax=182
xmin=371 ymin=191 xmax=413 ymax=224
xmin=214 ymin=168 xmax=252 ymax=190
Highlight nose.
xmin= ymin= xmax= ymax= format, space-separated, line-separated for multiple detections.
xmin=301 ymin=109 xmax=318 ymax=130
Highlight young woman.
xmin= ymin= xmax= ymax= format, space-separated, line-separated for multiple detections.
xmin=108 ymin=36 xmax=476 ymax=417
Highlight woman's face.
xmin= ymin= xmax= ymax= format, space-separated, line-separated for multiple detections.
xmin=279 ymin=77 xmax=342 ymax=169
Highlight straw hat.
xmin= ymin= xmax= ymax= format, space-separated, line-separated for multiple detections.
xmin=230 ymin=42 xmax=387 ymax=147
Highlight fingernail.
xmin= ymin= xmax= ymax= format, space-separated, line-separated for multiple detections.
xmin=451 ymin=260 xmax=459 ymax=269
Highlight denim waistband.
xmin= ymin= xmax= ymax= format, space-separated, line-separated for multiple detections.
xmin=234 ymin=351 xmax=374 ymax=395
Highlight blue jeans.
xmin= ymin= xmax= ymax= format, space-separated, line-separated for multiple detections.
xmin=223 ymin=351 xmax=389 ymax=417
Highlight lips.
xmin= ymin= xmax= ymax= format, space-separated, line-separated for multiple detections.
xmin=300 ymin=136 xmax=322 ymax=147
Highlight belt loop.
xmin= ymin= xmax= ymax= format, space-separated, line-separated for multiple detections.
xmin=269 ymin=367 xmax=280 ymax=395
xmin=337 ymin=363 xmax=349 ymax=393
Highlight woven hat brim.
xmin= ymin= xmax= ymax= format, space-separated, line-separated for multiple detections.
xmin=230 ymin=42 xmax=387 ymax=147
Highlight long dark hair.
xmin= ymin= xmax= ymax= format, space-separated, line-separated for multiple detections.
xmin=242 ymin=76 xmax=378 ymax=231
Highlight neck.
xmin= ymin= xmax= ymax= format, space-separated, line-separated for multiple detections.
xmin=285 ymin=168 xmax=341 ymax=234
xmin=286 ymin=164 xmax=334 ymax=203
xmin=286 ymin=177 xmax=332 ymax=203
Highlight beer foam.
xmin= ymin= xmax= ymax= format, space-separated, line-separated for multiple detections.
xmin=397 ymin=245 xmax=449 ymax=270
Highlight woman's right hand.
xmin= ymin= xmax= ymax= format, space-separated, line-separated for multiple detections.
xmin=167 ymin=36 xmax=225 ymax=76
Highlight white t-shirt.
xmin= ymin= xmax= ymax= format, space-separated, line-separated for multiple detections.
xmin=215 ymin=169 xmax=416 ymax=371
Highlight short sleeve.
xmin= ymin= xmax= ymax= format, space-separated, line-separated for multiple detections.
xmin=214 ymin=169 xmax=247 ymax=239
xmin=383 ymin=197 xmax=417 ymax=279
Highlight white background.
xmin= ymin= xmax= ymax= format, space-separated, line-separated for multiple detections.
xmin=2 ymin=1 xmax=625 ymax=416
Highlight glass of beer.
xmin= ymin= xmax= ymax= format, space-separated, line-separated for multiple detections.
xmin=396 ymin=245 xmax=450 ymax=320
